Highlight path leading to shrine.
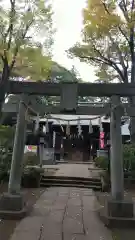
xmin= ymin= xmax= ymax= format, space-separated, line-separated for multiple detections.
xmin=43 ymin=163 xmax=101 ymax=179
xmin=10 ymin=187 xmax=113 ymax=240
xmin=55 ymin=163 xmax=93 ymax=178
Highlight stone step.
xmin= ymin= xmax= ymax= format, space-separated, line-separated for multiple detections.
xmin=40 ymin=182 xmax=102 ymax=190
xmin=41 ymin=175 xmax=101 ymax=183
xmin=40 ymin=175 xmax=102 ymax=191
xmin=40 ymin=177 xmax=101 ymax=186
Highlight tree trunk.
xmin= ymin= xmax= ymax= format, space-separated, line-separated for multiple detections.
xmin=0 ymin=64 xmax=10 ymax=119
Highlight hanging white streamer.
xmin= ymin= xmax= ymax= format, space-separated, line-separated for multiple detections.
xmin=43 ymin=125 xmax=46 ymax=133
xmin=89 ymin=120 xmax=93 ymax=134
xmin=46 ymin=115 xmax=49 ymax=133
xmin=66 ymin=121 xmax=70 ymax=136
xmin=77 ymin=117 xmax=82 ymax=136
xmin=35 ymin=114 xmax=40 ymax=132
xmin=99 ymin=117 xmax=103 ymax=132
xmin=53 ymin=131 xmax=56 ymax=148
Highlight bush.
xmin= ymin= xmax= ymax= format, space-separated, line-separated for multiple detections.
xmin=95 ymin=156 xmax=108 ymax=170
xmin=22 ymin=167 xmax=44 ymax=188
xmin=23 ymin=166 xmax=44 ymax=175
xmin=23 ymin=152 xmax=39 ymax=167
xmin=123 ymin=144 xmax=135 ymax=172
xmin=95 ymin=145 xmax=135 ymax=172
xmin=0 ymin=125 xmax=14 ymax=182
xmin=22 ymin=152 xmax=41 ymax=188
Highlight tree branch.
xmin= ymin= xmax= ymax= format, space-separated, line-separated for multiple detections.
xmin=10 ymin=18 xmax=34 ymax=70
xmin=79 ymin=56 xmax=110 ymax=65
xmin=118 ymin=0 xmax=130 ymax=22
xmin=118 ymin=1 xmax=135 ymax=83
xmin=7 ymin=0 xmax=16 ymax=51
xmin=131 ymin=0 xmax=135 ymax=13
xmin=100 ymin=0 xmax=129 ymax=82
xmin=109 ymin=35 xmax=128 ymax=81
xmin=128 ymin=0 xmax=135 ymax=83
xmin=130 ymin=0 xmax=135 ymax=59
xmin=79 ymin=53 xmax=125 ymax=82
xmin=118 ymin=26 xmax=130 ymax=45
xmin=4 ymin=0 xmax=16 ymax=48
xmin=10 ymin=45 xmax=19 ymax=70
xmin=101 ymin=0 xmax=130 ymax=45
xmin=0 ymin=49 xmax=9 ymax=67
xmin=92 ymin=44 xmax=126 ymax=82
xmin=0 ymin=53 xmax=5 ymax=63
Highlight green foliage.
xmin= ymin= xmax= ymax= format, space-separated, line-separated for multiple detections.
xmin=95 ymin=145 xmax=135 ymax=179
xmin=69 ymin=0 xmax=135 ymax=83
xmin=23 ymin=166 xmax=44 ymax=176
xmin=123 ymin=144 xmax=135 ymax=172
xmin=95 ymin=156 xmax=108 ymax=170
xmin=23 ymin=152 xmax=39 ymax=166
xmin=50 ymin=63 xmax=79 ymax=82
xmin=22 ymin=166 xmax=42 ymax=188
xmin=22 ymin=151 xmax=44 ymax=187
xmin=13 ymin=46 xmax=52 ymax=80
xmin=0 ymin=125 xmax=14 ymax=179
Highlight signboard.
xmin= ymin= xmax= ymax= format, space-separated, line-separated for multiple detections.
xmin=24 ymin=145 xmax=37 ymax=154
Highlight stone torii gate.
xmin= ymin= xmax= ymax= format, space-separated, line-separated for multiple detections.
xmin=0 ymin=81 xmax=135 ymax=221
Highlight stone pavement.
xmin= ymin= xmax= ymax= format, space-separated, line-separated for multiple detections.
xmin=10 ymin=187 xmax=113 ymax=240
xmin=55 ymin=164 xmax=92 ymax=178
xmin=43 ymin=163 xmax=97 ymax=178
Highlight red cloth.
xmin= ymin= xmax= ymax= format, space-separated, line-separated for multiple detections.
xmin=100 ymin=132 xmax=105 ymax=149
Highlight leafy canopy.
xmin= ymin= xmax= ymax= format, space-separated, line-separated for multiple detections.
xmin=69 ymin=0 xmax=135 ymax=83
xmin=12 ymin=46 xmax=52 ymax=80
xmin=0 ymin=0 xmax=54 ymax=79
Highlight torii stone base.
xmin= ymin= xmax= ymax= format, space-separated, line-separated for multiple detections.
xmin=0 ymin=192 xmax=30 ymax=220
xmin=107 ymin=198 xmax=133 ymax=218
xmin=97 ymin=195 xmax=135 ymax=228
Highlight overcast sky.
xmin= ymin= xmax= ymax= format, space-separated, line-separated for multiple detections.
xmin=52 ymin=0 xmax=96 ymax=82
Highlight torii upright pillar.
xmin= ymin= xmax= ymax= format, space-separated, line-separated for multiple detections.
xmin=8 ymin=94 xmax=28 ymax=194
xmin=0 ymin=94 xmax=28 ymax=217
xmin=110 ymin=96 xmax=124 ymax=200
xmin=107 ymin=95 xmax=133 ymax=218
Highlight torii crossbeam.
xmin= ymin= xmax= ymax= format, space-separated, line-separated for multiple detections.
xmin=7 ymin=81 xmax=135 ymax=96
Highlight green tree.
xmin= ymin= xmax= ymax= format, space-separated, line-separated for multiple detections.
xmin=49 ymin=63 xmax=79 ymax=82
xmin=69 ymin=0 xmax=135 ymax=142
xmin=11 ymin=46 xmax=52 ymax=80
xmin=0 ymin=0 xmax=53 ymax=117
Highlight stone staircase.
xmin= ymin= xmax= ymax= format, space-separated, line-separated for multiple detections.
xmin=40 ymin=175 xmax=102 ymax=191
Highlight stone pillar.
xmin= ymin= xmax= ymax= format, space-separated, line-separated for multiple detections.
xmin=104 ymin=96 xmax=133 ymax=219
xmin=8 ymin=94 xmax=28 ymax=194
xmin=110 ymin=96 xmax=124 ymax=200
